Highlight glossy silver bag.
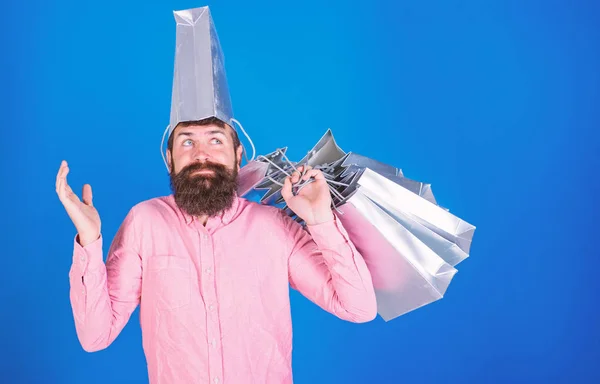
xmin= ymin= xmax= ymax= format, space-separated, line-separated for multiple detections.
xmin=356 ymin=168 xmax=475 ymax=263
xmin=169 ymin=6 xmax=233 ymax=135
xmin=336 ymin=189 xmax=457 ymax=321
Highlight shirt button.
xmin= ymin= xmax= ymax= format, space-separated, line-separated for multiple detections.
xmin=80 ymin=255 xmax=85 ymax=262
xmin=214 ymin=377 xmax=220 ymax=383
xmin=209 ymin=304 xmax=214 ymax=311
xmin=211 ymin=339 xmax=217 ymax=348
xmin=205 ymin=267 xmax=212 ymax=274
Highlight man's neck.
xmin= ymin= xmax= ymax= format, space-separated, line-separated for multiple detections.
xmin=197 ymin=215 xmax=209 ymax=226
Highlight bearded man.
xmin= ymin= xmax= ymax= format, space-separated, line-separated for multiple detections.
xmin=55 ymin=115 xmax=377 ymax=384
xmin=56 ymin=4 xmax=377 ymax=383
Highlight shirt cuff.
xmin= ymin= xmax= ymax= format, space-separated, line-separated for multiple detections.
xmin=305 ymin=213 xmax=351 ymax=249
xmin=73 ymin=234 xmax=104 ymax=274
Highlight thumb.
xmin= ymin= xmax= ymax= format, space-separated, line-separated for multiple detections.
xmin=82 ymin=184 xmax=93 ymax=206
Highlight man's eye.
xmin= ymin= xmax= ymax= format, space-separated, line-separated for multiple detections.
xmin=182 ymin=139 xmax=193 ymax=146
xmin=211 ymin=138 xmax=222 ymax=144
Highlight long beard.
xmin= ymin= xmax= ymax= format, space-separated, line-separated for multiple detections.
xmin=170 ymin=160 xmax=238 ymax=218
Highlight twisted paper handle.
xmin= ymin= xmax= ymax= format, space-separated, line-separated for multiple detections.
xmin=256 ymin=149 xmax=349 ymax=216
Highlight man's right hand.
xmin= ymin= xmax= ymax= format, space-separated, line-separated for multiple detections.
xmin=56 ymin=160 xmax=101 ymax=247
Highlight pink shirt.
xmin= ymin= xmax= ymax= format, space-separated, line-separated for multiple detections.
xmin=69 ymin=194 xmax=377 ymax=384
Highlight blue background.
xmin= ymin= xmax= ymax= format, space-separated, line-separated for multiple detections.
xmin=2 ymin=0 xmax=599 ymax=383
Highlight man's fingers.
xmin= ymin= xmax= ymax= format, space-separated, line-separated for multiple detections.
xmin=56 ymin=175 xmax=65 ymax=199
xmin=56 ymin=175 xmax=77 ymax=206
xmin=295 ymin=165 xmax=312 ymax=175
xmin=56 ymin=160 xmax=68 ymax=191
xmin=291 ymin=170 xmax=300 ymax=184
xmin=302 ymin=169 xmax=322 ymax=181
xmin=82 ymin=184 xmax=93 ymax=206
xmin=60 ymin=165 xmax=70 ymax=192
xmin=55 ymin=166 xmax=60 ymax=191
xmin=55 ymin=160 xmax=83 ymax=206
xmin=281 ymin=176 xmax=294 ymax=201
xmin=56 ymin=167 xmax=71 ymax=200
xmin=291 ymin=165 xmax=314 ymax=183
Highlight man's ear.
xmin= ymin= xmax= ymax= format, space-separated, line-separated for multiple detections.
xmin=166 ymin=150 xmax=173 ymax=172
xmin=236 ymin=145 xmax=244 ymax=170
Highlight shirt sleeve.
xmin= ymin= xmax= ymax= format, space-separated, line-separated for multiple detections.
xmin=68 ymin=207 xmax=142 ymax=352
xmin=280 ymin=209 xmax=378 ymax=323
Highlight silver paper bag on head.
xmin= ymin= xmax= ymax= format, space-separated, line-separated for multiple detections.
xmin=170 ymin=6 xmax=233 ymax=135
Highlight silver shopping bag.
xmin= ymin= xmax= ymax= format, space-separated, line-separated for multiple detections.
xmin=356 ymin=168 xmax=475 ymax=262
xmin=336 ymin=189 xmax=458 ymax=321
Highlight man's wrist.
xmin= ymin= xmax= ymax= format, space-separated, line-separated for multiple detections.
xmin=305 ymin=209 xmax=335 ymax=226
xmin=77 ymin=233 xmax=100 ymax=247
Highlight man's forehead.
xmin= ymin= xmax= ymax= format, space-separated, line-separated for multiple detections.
xmin=174 ymin=123 xmax=230 ymax=135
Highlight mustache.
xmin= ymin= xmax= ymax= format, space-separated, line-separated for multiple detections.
xmin=178 ymin=161 xmax=229 ymax=177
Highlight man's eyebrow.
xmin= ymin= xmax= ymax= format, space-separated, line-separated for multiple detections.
xmin=175 ymin=128 xmax=227 ymax=139
xmin=206 ymin=129 xmax=227 ymax=137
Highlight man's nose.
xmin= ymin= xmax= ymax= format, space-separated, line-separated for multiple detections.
xmin=193 ymin=146 xmax=211 ymax=162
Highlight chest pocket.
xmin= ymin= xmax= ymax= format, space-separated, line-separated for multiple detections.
xmin=147 ymin=255 xmax=191 ymax=311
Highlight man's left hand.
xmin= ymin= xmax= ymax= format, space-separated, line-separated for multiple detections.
xmin=281 ymin=165 xmax=334 ymax=226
